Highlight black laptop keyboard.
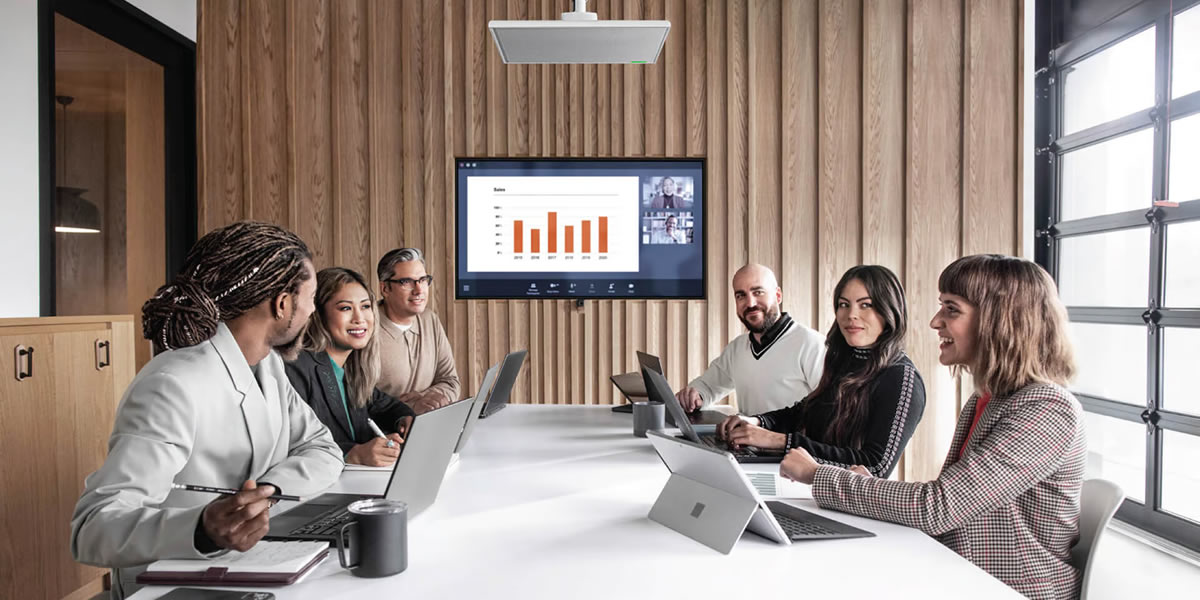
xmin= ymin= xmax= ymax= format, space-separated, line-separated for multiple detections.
xmin=774 ymin=512 xmax=841 ymax=538
xmin=767 ymin=501 xmax=852 ymax=539
xmin=290 ymin=506 xmax=354 ymax=536
xmin=698 ymin=434 xmax=758 ymax=458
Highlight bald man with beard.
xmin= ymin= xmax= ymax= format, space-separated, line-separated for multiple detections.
xmin=676 ymin=264 xmax=826 ymax=415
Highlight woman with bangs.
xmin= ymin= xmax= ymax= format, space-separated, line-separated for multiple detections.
xmin=285 ymin=267 xmax=415 ymax=466
xmin=781 ymin=254 xmax=1085 ymax=600
xmin=717 ymin=264 xmax=927 ymax=479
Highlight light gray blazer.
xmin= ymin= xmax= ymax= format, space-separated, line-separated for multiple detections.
xmin=70 ymin=322 xmax=343 ymax=574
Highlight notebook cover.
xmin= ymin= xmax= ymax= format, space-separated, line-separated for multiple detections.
xmin=136 ymin=550 xmax=328 ymax=587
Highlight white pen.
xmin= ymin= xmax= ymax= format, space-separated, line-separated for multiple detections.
xmin=366 ymin=417 xmax=395 ymax=448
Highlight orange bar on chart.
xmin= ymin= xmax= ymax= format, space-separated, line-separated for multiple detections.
xmin=548 ymin=212 xmax=557 ymax=253
xmin=565 ymin=225 xmax=574 ymax=253
xmin=531 ymin=229 xmax=540 ymax=253
xmin=599 ymin=217 xmax=608 ymax=253
xmin=514 ymin=220 xmax=523 ymax=253
xmin=582 ymin=220 xmax=591 ymax=253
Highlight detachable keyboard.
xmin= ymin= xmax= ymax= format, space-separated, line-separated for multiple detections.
xmin=697 ymin=434 xmax=761 ymax=459
xmin=289 ymin=506 xmax=354 ymax=536
xmin=766 ymin=500 xmax=875 ymax=540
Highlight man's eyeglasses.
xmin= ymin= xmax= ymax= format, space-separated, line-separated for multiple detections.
xmin=384 ymin=275 xmax=434 ymax=290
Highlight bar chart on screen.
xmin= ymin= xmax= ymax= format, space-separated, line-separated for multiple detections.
xmin=466 ymin=176 xmax=641 ymax=273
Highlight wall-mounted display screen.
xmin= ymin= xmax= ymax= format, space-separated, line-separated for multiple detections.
xmin=455 ymin=158 xmax=705 ymax=300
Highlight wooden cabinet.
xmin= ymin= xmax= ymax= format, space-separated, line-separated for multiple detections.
xmin=0 ymin=316 xmax=135 ymax=600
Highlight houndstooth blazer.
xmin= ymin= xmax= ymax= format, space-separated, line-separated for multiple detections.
xmin=811 ymin=383 xmax=1086 ymax=600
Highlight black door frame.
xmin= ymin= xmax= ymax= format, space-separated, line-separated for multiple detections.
xmin=38 ymin=0 xmax=196 ymax=317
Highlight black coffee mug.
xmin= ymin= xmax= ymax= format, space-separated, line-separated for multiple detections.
xmin=336 ymin=498 xmax=408 ymax=578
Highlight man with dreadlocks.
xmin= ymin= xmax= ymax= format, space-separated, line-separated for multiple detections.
xmin=69 ymin=221 xmax=342 ymax=598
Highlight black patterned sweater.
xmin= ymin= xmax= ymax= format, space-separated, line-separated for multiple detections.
xmin=756 ymin=348 xmax=926 ymax=478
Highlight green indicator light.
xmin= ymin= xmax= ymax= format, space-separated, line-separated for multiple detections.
xmin=631 ymin=61 xmax=647 ymax=63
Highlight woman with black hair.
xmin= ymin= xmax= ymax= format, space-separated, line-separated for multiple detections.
xmin=285 ymin=267 xmax=416 ymax=466
xmin=719 ymin=265 xmax=926 ymax=478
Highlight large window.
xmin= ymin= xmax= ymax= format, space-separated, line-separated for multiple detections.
xmin=1036 ymin=0 xmax=1200 ymax=550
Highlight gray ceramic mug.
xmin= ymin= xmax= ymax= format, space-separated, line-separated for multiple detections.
xmin=633 ymin=401 xmax=666 ymax=437
xmin=336 ymin=498 xmax=408 ymax=578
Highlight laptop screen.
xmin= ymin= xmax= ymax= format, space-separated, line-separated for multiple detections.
xmin=484 ymin=350 xmax=528 ymax=412
xmin=641 ymin=366 xmax=701 ymax=443
xmin=636 ymin=351 xmax=663 ymax=374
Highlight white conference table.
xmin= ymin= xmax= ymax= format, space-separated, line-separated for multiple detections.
xmin=131 ymin=405 xmax=1020 ymax=599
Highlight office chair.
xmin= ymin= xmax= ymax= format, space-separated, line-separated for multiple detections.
xmin=1071 ymin=478 xmax=1124 ymax=600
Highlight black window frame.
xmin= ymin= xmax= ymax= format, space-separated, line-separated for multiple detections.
xmin=1035 ymin=0 xmax=1200 ymax=551
xmin=38 ymin=0 xmax=197 ymax=317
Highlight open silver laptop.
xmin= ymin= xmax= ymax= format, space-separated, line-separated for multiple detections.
xmin=643 ymin=366 xmax=785 ymax=463
xmin=612 ymin=351 xmax=726 ymax=425
xmin=453 ymin=361 xmax=502 ymax=454
xmin=267 ymin=399 xmax=475 ymax=542
xmin=645 ymin=430 xmax=874 ymax=554
xmin=478 ymin=350 xmax=528 ymax=418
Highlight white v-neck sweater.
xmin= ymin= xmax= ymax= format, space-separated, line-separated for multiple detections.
xmin=689 ymin=320 xmax=827 ymax=415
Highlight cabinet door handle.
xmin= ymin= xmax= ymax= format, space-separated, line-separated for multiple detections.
xmin=96 ymin=339 xmax=111 ymax=370
xmin=14 ymin=345 xmax=33 ymax=381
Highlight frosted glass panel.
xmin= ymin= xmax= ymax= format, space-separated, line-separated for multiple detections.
xmin=1168 ymin=114 xmax=1200 ymax=203
xmin=1069 ymin=322 xmax=1146 ymax=405
xmin=1058 ymin=228 xmax=1149 ymax=307
xmin=1063 ymin=27 xmax=1155 ymax=135
xmin=1163 ymin=327 xmax=1200 ymax=416
xmin=1163 ymin=431 xmax=1200 ymax=523
xmin=1172 ymin=5 xmax=1200 ymax=99
xmin=1165 ymin=220 xmax=1200 ymax=308
xmin=1084 ymin=412 xmax=1145 ymax=503
xmin=1061 ymin=129 xmax=1154 ymax=221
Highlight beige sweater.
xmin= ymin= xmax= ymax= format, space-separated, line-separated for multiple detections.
xmin=376 ymin=308 xmax=461 ymax=405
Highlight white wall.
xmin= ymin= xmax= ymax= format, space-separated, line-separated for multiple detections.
xmin=127 ymin=0 xmax=196 ymax=42
xmin=0 ymin=1 xmax=195 ymax=318
xmin=0 ymin=0 xmax=41 ymax=317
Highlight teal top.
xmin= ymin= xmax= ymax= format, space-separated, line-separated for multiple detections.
xmin=327 ymin=353 xmax=356 ymax=439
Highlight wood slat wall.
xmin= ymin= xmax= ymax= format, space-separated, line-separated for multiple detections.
xmin=197 ymin=0 xmax=1020 ymax=481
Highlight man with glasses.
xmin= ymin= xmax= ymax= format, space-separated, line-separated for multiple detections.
xmin=375 ymin=248 xmax=461 ymax=414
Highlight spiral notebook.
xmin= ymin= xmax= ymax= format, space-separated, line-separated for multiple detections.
xmin=136 ymin=541 xmax=329 ymax=587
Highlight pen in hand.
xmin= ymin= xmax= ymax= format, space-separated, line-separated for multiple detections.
xmin=366 ymin=418 xmax=396 ymax=448
xmin=171 ymin=483 xmax=300 ymax=502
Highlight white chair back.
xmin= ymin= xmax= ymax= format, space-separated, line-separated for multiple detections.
xmin=1072 ymin=478 xmax=1124 ymax=600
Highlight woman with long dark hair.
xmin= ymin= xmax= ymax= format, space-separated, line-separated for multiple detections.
xmin=285 ymin=267 xmax=415 ymax=467
xmin=718 ymin=264 xmax=926 ymax=478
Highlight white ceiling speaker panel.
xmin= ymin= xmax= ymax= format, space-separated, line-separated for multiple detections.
xmin=489 ymin=0 xmax=670 ymax=64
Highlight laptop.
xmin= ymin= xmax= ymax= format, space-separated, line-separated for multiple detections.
xmin=609 ymin=351 xmax=661 ymax=411
xmin=646 ymin=430 xmax=874 ymax=554
xmin=266 ymin=399 xmax=475 ymax=542
xmin=642 ymin=365 xmax=785 ymax=464
xmin=478 ymin=350 xmax=528 ymax=419
xmin=453 ymin=360 xmax=502 ymax=454
xmin=613 ymin=351 xmax=726 ymax=425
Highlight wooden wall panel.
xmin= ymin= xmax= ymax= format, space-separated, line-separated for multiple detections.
xmin=906 ymin=0 xmax=965 ymax=482
xmin=331 ymin=0 xmax=370 ymax=277
xmin=244 ymin=0 xmax=289 ymax=226
xmin=705 ymin=0 xmax=728 ymax=365
xmin=964 ymin=0 xmax=1018 ymax=257
xmin=287 ymin=0 xmax=333 ymax=265
xmin=862 ymin=0 xmax=906 ymax=275
xmin=748 ymin=0 xmax=782 ymax=272
xmin=781 ymin=0 xmax=818 ymax=329
xmin=817 ymin=0 xmax=862 ymax=330
xmin=725 ymin=0 xmax=749 ymax=374
xmin=199 ymin=0 xmax=1022 ymax=480
xmin=367 ymin=0 xmax=404 ymax=284
xmin=198 ymin=0 xmax=243 ymax=231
